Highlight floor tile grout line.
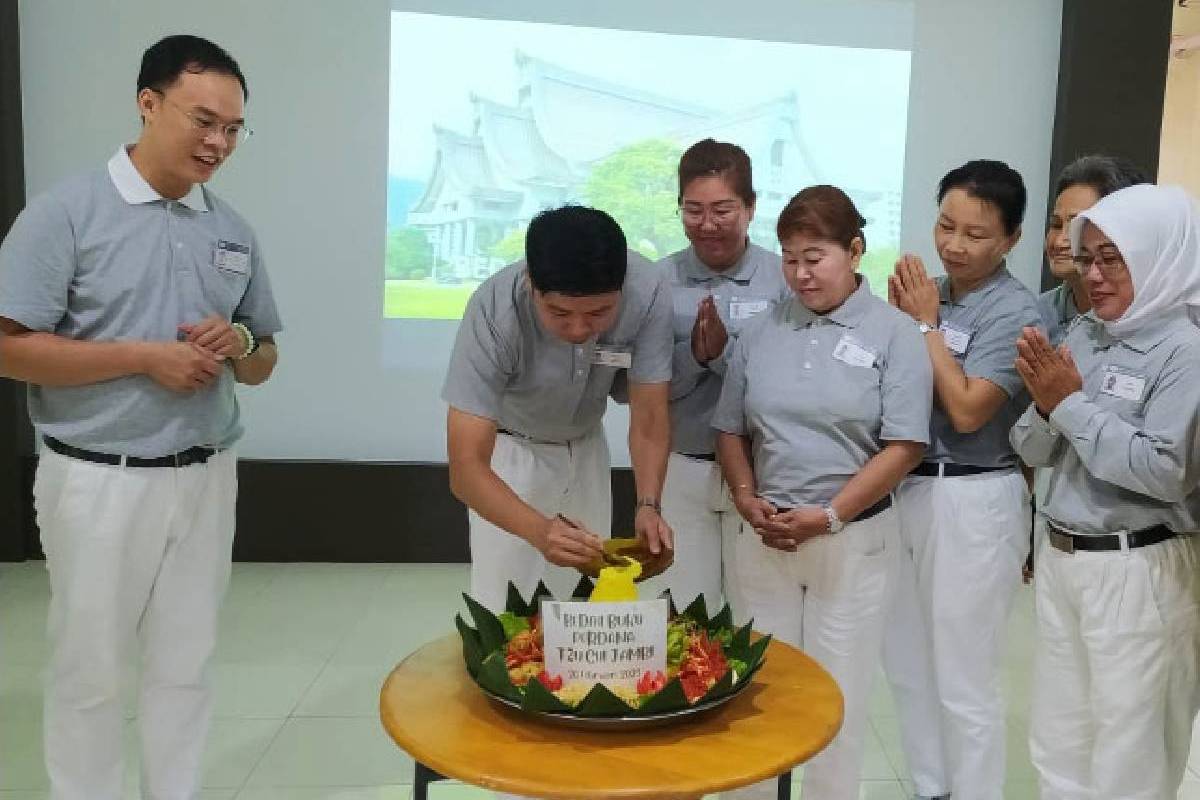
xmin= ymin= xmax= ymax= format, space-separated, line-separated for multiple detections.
xmin=869 ymin=714 xmax=912 ymax=784
xmin=222 ymin=703 xmax=290 ymax=797
xmin=225 ymin=564 xmax=399 ymax=797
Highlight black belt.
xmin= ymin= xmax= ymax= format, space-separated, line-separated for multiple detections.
xmin=43 ymin=436 xmax=220 ymax=468
xmin=774 ymin=495 xmax=892 ymax=523
xmin=496 ymin=428 xmax=570 ymax=446
xmin=1046 ymin=520 xmax=1177 ymax=553
xmin=910 ymin=461 xmax=1011 ymax=477
xmin=678 ymin=452 xmax=716 ymax=462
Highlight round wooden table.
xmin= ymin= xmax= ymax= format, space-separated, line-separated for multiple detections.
xmin=379 ymin=633 xmax=844 ymax=800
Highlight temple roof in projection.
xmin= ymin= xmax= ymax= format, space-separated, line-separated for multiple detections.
xmin=409 ymin=52 xmax=821 ymax=219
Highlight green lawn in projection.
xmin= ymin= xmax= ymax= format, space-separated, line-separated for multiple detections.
xmin=384 ymin=279 xmax=480 ymax=319
xmin=383 ymin=139 xmax=688 ymax=320
xmin=860 ymin=247 xmax=899 ymax=298
xmin=384 ymin=246 xmax=901 ymax=319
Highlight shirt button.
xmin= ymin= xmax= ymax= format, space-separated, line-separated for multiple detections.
xmin=176 ymin=242 xmax=183 ymax=249
xmin=810 ymin=339 xmax=818 ymax=345
xmin=804 ymin=362 xmax=812 ymax=369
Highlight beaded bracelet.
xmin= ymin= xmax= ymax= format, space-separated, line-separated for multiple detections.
xmin=232 ymin=322 xmax=257 ymax=360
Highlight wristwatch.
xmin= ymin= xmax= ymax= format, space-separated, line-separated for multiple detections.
xmin=917 ymin=321 xmax=935 ymax=335
xmin=822 ymin=504 xmax=845 ymax=534
xmin=636 ymin=497 xmax=661 ymax=514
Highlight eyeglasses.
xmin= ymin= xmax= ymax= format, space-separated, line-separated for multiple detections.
xmin=156 ymin=92 xmax=253 ymax=145
xmin=1072 ymin=246 xmax=1127 ymax=278
xmin=678 ymin=202 xmax=743 ymax=228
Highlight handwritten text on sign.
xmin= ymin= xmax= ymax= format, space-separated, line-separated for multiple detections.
xmin=542 ymin=599 xmax=668 ymax=688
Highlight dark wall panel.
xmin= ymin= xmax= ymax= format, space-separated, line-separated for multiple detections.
xmin=230 ymin=460 xmax=636 ymax=562
xmin=1 ymin=0 xmax=33 ymax=561
xmin=1042 ymin=0 xmax=1174 ymax=289
xmin=17 ymin=457 xmax=636 ymax=562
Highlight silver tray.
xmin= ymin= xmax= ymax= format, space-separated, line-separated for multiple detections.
xmin=480 ymin=664 xmax=761 ymax=731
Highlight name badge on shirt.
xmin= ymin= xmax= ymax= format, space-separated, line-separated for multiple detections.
xmin=729 ymin=297 xmax=770 ymax=321
xmin=592 ymin=346 xmax=633 ymax=369
xmin=939 ymin=322 xmax=971 ymax=355
xmin=1100 ymin=367 xmax=1146 ymax=402
xmin=213 ymin=240 xmax=250 ymax=275
xmin=832 ymin=335 xmax=877 ymax=369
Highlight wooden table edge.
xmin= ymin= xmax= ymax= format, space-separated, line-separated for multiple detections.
xmin=379 ymin=634 xmax=844 ymax=800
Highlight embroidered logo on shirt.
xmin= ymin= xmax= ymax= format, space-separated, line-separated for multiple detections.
xmin=729 ymin=298 xmax=770 ymax=321
xmin=938 ymin=322 xmax=971 ymax=355
xmin=1100 ymin=367 xmax=1146 ymax=402
xmin=213 ymin=240 xmax=250 ymax=275
xmin=832 ymin=335 xmax=877 ymax=368
xmin=592 ymin=346 xmax=633 ymax=369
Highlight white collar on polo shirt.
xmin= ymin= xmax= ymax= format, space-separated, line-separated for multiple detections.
xmin=107 ymin=145 xmax=209 ymax=212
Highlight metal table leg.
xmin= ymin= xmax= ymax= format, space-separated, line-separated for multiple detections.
xmin=414 ymin=761 xmax=447 ymax=800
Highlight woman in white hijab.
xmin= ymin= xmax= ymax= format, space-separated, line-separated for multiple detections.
xmin=1010 ymin=183 xmax=1200 ymax=800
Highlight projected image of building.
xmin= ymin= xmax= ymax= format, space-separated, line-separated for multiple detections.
xmin=404 ymin=52 xmax=897 ymax=280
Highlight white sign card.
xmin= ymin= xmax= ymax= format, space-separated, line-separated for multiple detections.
xmin=541 ymin=599 xmax=668 ymax=689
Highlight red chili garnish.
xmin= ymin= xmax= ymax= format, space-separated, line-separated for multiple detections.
xmin=677 ymin=631 xmax=729 ymax=702
xmin=636 ymin=670 xmax=667 ymax=695
xmin=536 ymin=670 xmax=563 ymax=691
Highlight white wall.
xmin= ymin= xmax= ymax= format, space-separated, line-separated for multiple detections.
xmin=19 ymin=0 xmax=396 ymax=461
xmin=900 ymin=0 xmax=1063 ymax=286
xmin=17 ymin=0 xmax=1061 ymax=462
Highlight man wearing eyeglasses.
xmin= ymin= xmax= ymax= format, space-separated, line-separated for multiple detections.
xmin=0 ymin=35 xmax=280 ymax=800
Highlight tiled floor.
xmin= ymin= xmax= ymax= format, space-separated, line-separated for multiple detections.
xmin=2 ymin=561 xmax=1199 ymax=800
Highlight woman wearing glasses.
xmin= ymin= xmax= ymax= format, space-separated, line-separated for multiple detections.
xmin=1011 ymin=184 xmax=1200 ymax=800
xmin=1039 ymin=155 xmax=1148 ymax=345
xmin=651 ymin=139 xmax=786 ymax=614
xmin=714 ymin=185 xmax=932 ymax=799
xmin=884 ymin=160 xmax=1044 ymax=800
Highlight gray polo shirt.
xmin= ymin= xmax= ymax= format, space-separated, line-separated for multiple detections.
xmin=712 ymin=278 xmax=932 ymax=510
xmin=1011 ymin=312 xmax=1200 ymax=536
xmin=442 ymin=252 xmax=672 ymax=444
xmin=1037 ymin=283 xmax=1083 ymax=347
xmin=926 ymin=266 xmax=1044 ymax=468
xmin=660 ymin=242 xmax=786 ymax=456
xmin=0 ymin=146 xmax=282 ymax=457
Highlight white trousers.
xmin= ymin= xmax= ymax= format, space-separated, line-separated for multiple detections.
xmin=1030 ymin=534 xmax=1200 ymax=800
xmin=642 ymin=452 xmax=743 ymax=617
xmin=881 ymin=470 xmax=1029 ymax=800
xmin=34 ymin=447 xmax=238 ymax=800
xmin=732 ymin=508 xmax=898 ymax=800
xmin=469 ymin=428 xmax=611 ymax=612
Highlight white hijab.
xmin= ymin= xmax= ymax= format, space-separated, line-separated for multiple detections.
xmin=1069 ymin=183 xmax=1200 ymax=337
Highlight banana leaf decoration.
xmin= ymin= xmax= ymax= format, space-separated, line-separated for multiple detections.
xmin=457 ymin=580 xmax=770 ymax=717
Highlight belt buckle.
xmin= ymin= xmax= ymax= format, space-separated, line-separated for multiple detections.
xmin=1048 ymin=527 xmax=1075 ymax=554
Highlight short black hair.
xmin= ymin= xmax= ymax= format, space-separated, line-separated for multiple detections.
xmin=138 ymin=35 xmax=248 ymax=101
xmin=1054 ymin=154 xmax=1149 ymax=200
xmin=937 ymin=159 xmax=1026 ymax=235
xmin=678 ymin=139 xmax=756 ymax=207
xmin=525 ymin=206 xmax=628 ymax=295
